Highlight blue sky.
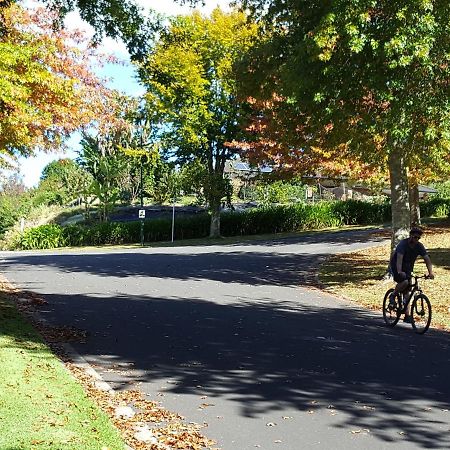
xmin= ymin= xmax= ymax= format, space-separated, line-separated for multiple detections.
xmin=16 ymin=0 xmax=229 ymax=188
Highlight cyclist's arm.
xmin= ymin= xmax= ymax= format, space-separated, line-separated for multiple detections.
xmin=424 ymin=254 xmax=435 ymax=279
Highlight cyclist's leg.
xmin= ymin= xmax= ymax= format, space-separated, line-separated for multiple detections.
xmin=402 ymin=273 xmax=413 ymax=321
xmin=391 ymin=270 xmax=408 ymax=300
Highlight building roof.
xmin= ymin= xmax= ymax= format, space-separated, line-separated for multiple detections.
xmin=228 ymin=161 xmax=273 ymax=173
xmin=382 ymin=185 xmax=438 ymax=195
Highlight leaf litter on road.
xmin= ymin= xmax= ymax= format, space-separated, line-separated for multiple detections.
xmin=2 ymin=275 xmax=217 ymax=450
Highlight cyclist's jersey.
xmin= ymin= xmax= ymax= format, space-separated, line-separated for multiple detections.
xmin=390 ymin=238 xmax=427 ymax=275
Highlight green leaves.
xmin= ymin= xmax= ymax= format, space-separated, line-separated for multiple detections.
xmin=18 ymin=224 xmax=66 ymax=249
xmin=139 ymin=8 xmax=259 ymax=235
xmin=240 ymin=0 xmax=450 ymax=174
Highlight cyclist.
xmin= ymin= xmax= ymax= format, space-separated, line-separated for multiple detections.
xmin=389 ymin=227 xmax=435 ymax=322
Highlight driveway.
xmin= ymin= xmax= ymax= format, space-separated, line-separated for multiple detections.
xmin=1 ymin=229 xmax=449 ymax=449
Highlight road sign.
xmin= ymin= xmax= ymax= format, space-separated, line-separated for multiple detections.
xmin=139 ymin=209 xmax=146 ymax=219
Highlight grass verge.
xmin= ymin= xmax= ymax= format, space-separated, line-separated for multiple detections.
xmin=319 ymin=219 xmax=450 ymax=331
xmin=0 ymin=279 xmax=217 ymax=450
xmin=0 ymin=292 xmax=125 ymax=450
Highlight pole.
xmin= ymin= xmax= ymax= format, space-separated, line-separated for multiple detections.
xmin=140 ymin=156 xmax=144 ymax=247
xmin=171 ymin=197 xmax=175 ymax=242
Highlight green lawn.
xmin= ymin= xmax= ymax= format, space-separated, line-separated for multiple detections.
xmin=0 ymin=295 xmax=125 ymax=450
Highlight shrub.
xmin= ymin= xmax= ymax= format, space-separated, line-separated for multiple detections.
xmin=255 ymin=181 xmax=307 ymax=205
xmin=331 ymin=200 xmax=391 ymax=225
xmin=17 ymin=224 xmax=66 ymax=250
xmin=174 ymin=214 xmax=210 ymax=240
xmin=13 ymin=200 xmax=394 ymax=250
xmin=62 ymin=224 xmax=86 ymax=247
xmin=421 ymin=198 xmax=450 ymax=218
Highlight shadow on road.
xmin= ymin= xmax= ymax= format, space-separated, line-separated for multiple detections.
xmin=27 ymin=290 xmax=450 ymax=449
xmin=0 ymin=228 xmax=388 ymax=288
xmin=1 ymin=229 xmax=449 ymax=448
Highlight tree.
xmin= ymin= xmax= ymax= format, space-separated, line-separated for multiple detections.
xmin=236 ymin=96 xmax=387 ymax=184
xmin=179 ymin=159 xmax=209 ymax=205
xmin=2 ymin=0 xmax=151 ymax=59
xmin=142 ymin=155 xmax=177 ymax=205
xmin=0 ymin=3 xmax=118 ymax=164
xmin=0 ymin=173 xmax=30 ymax=236
xmin=6 ymin=1 xmax=209 ymax=62
xmin=140 ymin=8 xmax=258 ymax=237
xmin=238 ymin=0 xmax=450 ymax=247
xmin=78 ymin=133 xmax=128 ymax=221
xmin=40 ymin=158 xmax=92 ymax=206
xmin=115 ymin=108 xmax=160 ymax=205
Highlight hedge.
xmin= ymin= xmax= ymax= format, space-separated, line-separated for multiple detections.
xmin=13 ymin=199 xmax=394 ymax=250
xmin=420 ymin=197 xmax=450 ymax=219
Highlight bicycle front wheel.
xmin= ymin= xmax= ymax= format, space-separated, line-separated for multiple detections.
xmin=383 ymin=288 xmax=401 ymax=327
xmin=411 ymin=294 xmax=432 ymax=334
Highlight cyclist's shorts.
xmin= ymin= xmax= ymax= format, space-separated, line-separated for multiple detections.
xmin=392 ymin=269 xmax=410 ymax=283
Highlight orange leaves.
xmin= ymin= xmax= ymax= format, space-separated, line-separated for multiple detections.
xmin=0 ymin=3 xmax=118 ymax=161
xmin=65 ymin=364 xmax=217 ymax=450
xmin=236 ymin=93 xmax=387 ymax=183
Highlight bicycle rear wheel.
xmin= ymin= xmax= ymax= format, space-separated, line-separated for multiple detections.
xmin=411 ymin=294 xmax=432 ymax=334
xmin=383 ymin=288 xmax=401 ymax=327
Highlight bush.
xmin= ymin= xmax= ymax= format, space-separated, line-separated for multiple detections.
xmin=220 ymin=200 xmax=390 ymax=237
xmin=174 ymin=214 xmax=210 ymax=240
xmin=13 ymin=200 xmax=393 ymax=250
xmin=421 ymin=198 xmax=450 ymax=218
xmin=331 ymin=200 xmax=391 ymax=225
xmin=221 ymin=201 xmax=390 ymax=236
xmin=432 ymin=181 xmax=450 ymax=199
xmin=17 ymin=224 xmax=66 ymax=250
xmin=254 ymin=181 xmax=307 ymax=205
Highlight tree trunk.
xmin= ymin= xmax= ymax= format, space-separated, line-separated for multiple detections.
xmin=409 ymin=179 xmax=421 ymax=226
xmin=209 ymin=202 xmax=221 ymax=238
xmin=388 ymin=147 xmax=410 ymax=251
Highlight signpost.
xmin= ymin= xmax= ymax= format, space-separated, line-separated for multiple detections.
xmin=171 ymin=200 xmax=175 ymax=242
xmin=139 ymin=209 xmax=145 ymax=246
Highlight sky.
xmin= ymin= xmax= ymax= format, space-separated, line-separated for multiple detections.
xmin=16 ymin=0 xmax=231 ymax=188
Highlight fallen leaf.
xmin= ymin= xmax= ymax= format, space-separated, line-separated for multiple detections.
xmin=198 ymin=403 xmax=215 ymax=409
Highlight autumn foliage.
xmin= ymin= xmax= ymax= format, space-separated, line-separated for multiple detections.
xmin=235 ymin=95 xmax=386 ymax=183
xmin=0 ymin=3 xmax=117 ymax=164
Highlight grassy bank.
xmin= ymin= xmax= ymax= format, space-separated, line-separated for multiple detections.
xmin=0 ymin=280 xmax=216 ymax=450
xmin=319 ymin=219 xmax=450 ymax=330
xmin=0 ymin=292 xmax=125 ymax=450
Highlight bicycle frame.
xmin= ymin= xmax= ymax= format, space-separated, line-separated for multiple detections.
xmin=401 ymin=275 xmax=426 ymax=310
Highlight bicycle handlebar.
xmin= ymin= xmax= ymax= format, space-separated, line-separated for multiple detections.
xmin=411 ymin=274 xmax=432 ymax=280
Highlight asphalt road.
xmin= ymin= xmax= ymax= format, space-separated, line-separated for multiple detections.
xmin=1 ymin=229 xmax=450 ymax=449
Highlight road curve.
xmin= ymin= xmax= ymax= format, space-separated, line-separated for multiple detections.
xmin=1 ymin=229 xmax=449 ymax=450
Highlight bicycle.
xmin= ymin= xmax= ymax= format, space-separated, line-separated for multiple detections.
xmin=382 ymin=275 xmax=432 ymax=334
